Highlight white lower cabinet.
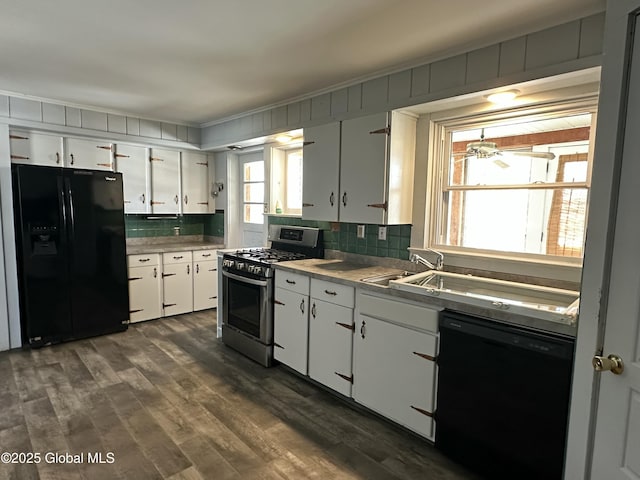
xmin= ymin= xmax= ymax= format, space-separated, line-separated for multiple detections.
xmin=162 ymin=252 xmax=193 ymax=316
xmin=353 ymin=291 xmax=441 ymax=440
xmin=274 ymin=271 xmax=311 ymax=374
xmin=127 ymin=254 xmax=162 ymax=323
xmin=193 ymin=250 xmax=218 ymax=311
xmin=308 ymin=279 xmax=355 ymax=397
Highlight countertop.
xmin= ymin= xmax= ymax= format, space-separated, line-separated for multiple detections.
xmin=273 ymin=258 xmax=577 ymax=337
xmin=127 ymin=241 xmax=225 ymax=255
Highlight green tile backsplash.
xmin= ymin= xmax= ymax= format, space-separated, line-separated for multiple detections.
xmin=125 ymin=211 xmax=224 ymax=238
xmin=268 ymin=216 xmax=411 ymax=260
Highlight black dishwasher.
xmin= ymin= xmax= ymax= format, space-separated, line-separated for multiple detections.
xmin=435 ymin=311 xmax=575 ymax=480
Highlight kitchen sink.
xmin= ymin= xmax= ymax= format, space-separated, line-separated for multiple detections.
xmin=360 ymin=271 xmax=416 ymax=287
xmin=389 ymin=270 xmax=580 ymax=323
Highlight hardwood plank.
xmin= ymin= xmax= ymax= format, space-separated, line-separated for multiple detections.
xmin=177 ymin=433 xmax=238 ymax=480
xmin=0 ymin=424 xmax=39 ymax=480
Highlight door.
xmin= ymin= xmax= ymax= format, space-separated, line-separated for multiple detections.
xmin=238 ymin=151 xmax=265 ymax=247
xmin=308 ymin=298 xmax=353 ymax=396
xmin=193 ymin=260 xmax=218 ymax=311
xmin=340 ymin=112 xmax=389 ymax=224
xmin=590 ymin=5 xmax=640 ymax=478
xmin=128 ymin=265 xmax=161 ymax=322
xmin=65 ymin=137 xmax=113 ymax=171
xmin=182 ymin=151 xmax=210 ymax=214
xmin=302 ymin=122 xmax=340 ymax=221
xmin=150 ymin=148 xmax=180 ymax=214
xmin=273 ymin=287 xmax=309 ymax=374
xmin=115 ymin=144 xmax=148 ymax=214
xmin=162 ymin=262 xmax=193 ymax=316
xmin=65 ymin=169 xmax=128 ymax=337
xmin=11 ymin=164 xmax=72 ymax=343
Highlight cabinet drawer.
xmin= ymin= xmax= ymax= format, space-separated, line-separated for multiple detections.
xmin=311 ymin=279 xmax=354 ymax=308
xmin=193 ymin=249 xmax=217 ymax=261
xmin=358 ymin=291 xmax=440 ymax=333
xmin=163 ymin=251 xmax=193 ymax=264
xmin=127 ymin=253 xmax=160 ymax=267
xmin=275 ymin=271 xmax=310 ymax=295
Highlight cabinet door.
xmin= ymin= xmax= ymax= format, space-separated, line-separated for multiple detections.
xmin=193 ymin=260 xmax=218 ymax=311
xmin=353 ymin=314 xmax=437 ymax=439
xmin=115 ymin=144 xmax=148 ymax=214
xmin=65 ymin=137 xmax=114 ymax=170
xmin=10 ymin=130 xmax=63 ymax=166
xmin=182 ymin=151 xmax=210 ymax=214
xmin=302 ymin=122 xmax=341 ymax=221
xmin=340 ymin=112 xmax=389 ymax=224
xmin=274 ymin=287 xmax=309 ymax=374
xmin=308 ymin=298 xmax=353 ymax=396
xmin=128 ymin=265 xmax=162 ymax=323
xmin=150 ymin=148 xmax=180 ymax=214
xmin=162 ymin=262 xmax=193 ymax=316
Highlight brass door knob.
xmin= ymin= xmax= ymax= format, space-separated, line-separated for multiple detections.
xmin=592 ymin=354 xmax=624 ymax=375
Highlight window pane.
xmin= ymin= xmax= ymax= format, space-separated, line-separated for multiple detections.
xmin=244 ymin=183 xmax=264 ymax=203
xmin=244 ymin=161 xmax=264 ymax=182
xmin=244 ymin=204 xmax=264 ymax=224
xmin=445 ymin=188 xmax=587 ymax=257
xmin=286 ymin=150 xmax=302 ymax=210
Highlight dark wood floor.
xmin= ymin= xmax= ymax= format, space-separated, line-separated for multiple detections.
xmin=0 ymin=311 xmax=478 ymax=480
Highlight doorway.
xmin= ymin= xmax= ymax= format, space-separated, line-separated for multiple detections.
xmin=238 ymin=151 xmax=265 ymax=247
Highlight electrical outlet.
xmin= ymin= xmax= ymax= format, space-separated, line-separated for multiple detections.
xmin=378 ymin=226 xmax=387 ymax=240
xmin=357 ymin=225 xmax=365 ymax=238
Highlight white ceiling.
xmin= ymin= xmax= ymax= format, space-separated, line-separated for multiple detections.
xmin=0 ymin=0 xmax=605 ymax=126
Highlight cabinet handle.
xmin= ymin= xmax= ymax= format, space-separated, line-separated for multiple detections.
xmin=174 ymin=195 xmax=179 ymax=204
xmin=208 ymin=268 xmax=217 ymax=272
xmin=209 ymin=296 xmax=217 ymax=299
xmin=128 ymin=277 xmax=143 ymax=281
xmin=115 ymin=153 xmax=130 ymax=158
xmin=162 ymin=273 xmax=176 ymax=277
xmin=329 ymin=191 xmax=335 ymax=207
xmin=138 ymin=258 xmax=151 ymax=263
xmin=187 ymin=264 xmax=190 ymax=274
xmin=300 ymin=298 xmax=305 ymax=314
xmin=303 ymin=141 xmax=315 ymax=146
xmin=197 ymin=162 xmax=208 ymax=166
xmin=311 ymin=302 xmax=316 ymax=318
xmin=10 ymin=155 xmax=29 ymax=160
xmin=360 ymin=320 xmax=366 ymax=339
xmin=202 ymin=253 xmax=211 ymax=257
xmin=196 ymin=264 xmax=199 ymax=274
xmin=413 ymin=351 xmax=436 ymax=362
xmin=367 ymin=201 xmax=388 ymax=211
xmin=302 ymin=203 xmax=314 ymax=207
xmin=274 ymin=299 xmax=285 ymax=306
xmin=324 ymin=289 xmax=337 ymax=296
xmin=140 ymin=193 xmax=146 ymax=204
xmin=410 ymin=405 xmax=433 ymax=418
xmin=70 ymin=153 xmax=74 ymax=165
xmin=173 ymin=256 xmax=183 ymax=260
xmin=197 ymin=202 xmax=209 ymax=205
xmin=342 ymin=192 xmax=347 ymax=207
xmin=334 ymin=372 xmax=353 ymax=384
xmin=56 ymin=152 xmax=60 ymax=164
xmin=153 ymin=267 xmax=157 ymax=278
xmin=336 ymin=322 xmax=354 ymax=331
xmin=286 ymin=279 xmax=296 ymax=285
xmin=184 ymin=195 xmax=189 ymax=204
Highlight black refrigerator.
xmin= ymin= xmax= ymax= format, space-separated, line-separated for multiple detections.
xmin=12 ymin=164 xmax=129 ymax=347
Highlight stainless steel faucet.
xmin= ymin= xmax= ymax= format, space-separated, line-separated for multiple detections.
xmin=410 ymin=249 xmax=444 ymax=271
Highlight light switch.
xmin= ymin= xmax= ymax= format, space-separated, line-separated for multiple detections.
xmin=357 ymin=225 xmax=365 ymax=238
xmin=378 ymin=226 xmax=387 ymax=240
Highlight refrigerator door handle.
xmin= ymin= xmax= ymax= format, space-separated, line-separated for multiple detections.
xmin=64 ymin=177 xmax=76 ymax=240
xmin=57 ymin=175 xmax=69 ymax=252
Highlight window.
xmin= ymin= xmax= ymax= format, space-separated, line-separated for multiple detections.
xmin=431 ymin=101 xmax=596 ymax=262
xmin=270 ymin=147 xmax=303 ymax=215
xmin=243 ymin=160 xmax=264 ymax=224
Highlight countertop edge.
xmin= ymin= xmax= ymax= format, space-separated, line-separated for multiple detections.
xmin=127 ymin=243 xmax=225 ymax=255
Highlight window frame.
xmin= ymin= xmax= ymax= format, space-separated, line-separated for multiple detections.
xmin=427 ymin=97 xmax=598 ymax=267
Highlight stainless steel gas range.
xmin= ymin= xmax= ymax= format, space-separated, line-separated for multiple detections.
xmin=221 ymin=225 xmax=323 ymax=366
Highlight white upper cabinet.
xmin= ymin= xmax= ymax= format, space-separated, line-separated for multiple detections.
xmin=115 ymin=144 xmax=148 ymax=214
xmin=301 ymin=111 xmax=416 ymax=224
xmin=340 ymin=111 xmax=416 ymax=224
xmin=149 ymin=148 xmax=181 ymax=214
xmin=181 ymin=151 xmax=211 ymax=214
xmin=9 ymin=130 xmax=63 ymax=166
xmin=302 ymin=122 xmax=341 ymax=221
xmin=65 ymin=137 xmax=114 ymax=171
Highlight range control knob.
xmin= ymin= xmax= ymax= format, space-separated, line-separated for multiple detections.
xmin=236 ymin=262 xmax=245 ymax=271
xmin=253 ymin=266 xmax=262 ymax=276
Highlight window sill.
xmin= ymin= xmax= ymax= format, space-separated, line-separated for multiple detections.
xmin=265 ymin=213 xmax=302 ymax=218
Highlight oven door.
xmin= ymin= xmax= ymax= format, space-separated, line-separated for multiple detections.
xmin=222 ymin=269 xmax=273 ymax=344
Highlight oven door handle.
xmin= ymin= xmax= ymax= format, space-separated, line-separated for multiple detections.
xmin=222 ymin=269 xmax=269 ymax=287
